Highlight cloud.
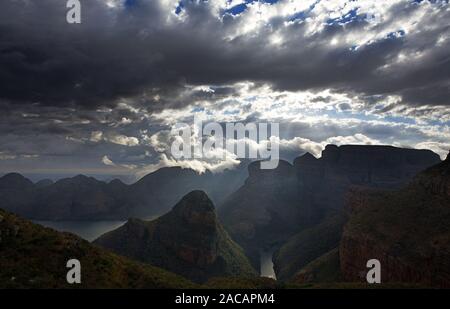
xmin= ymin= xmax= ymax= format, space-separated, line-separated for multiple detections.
xmin=324 ymin=133 xmax=381 ymax=146
xmin=0 ymin=0 xmax=447 ymax=110
xmin=90 ymin=131 xmax=104 ymax=142
xmin=101 ymin=155 xmax=116 ymax=166
xmin=135 ymin=153 xmax=241 ymax=179
xmin=415 ymin=141 xmax=450 ymax=159
xmin=0 ymin=152 xmax=17 ymax=160
xmin=107 ymin=134 xmax=140 ymax=146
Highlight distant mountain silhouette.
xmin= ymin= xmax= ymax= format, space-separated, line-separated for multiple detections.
xmin=94 ymin=191 xmax=257 ymax=283
xmin=0 ymin=163 xmax=248 ymax=220
xmin=219 ymin=145 xmax=441 ymax=268
xmin=31 ymin=174 xmax=129 ymax=220
xmin=35 ymin=179 xmax=54 ymax=188
xmin=0 ymin=173 xmax=36 ymax=217
xmin=340 ymin=151 xmax=450 ymax=287
xmin=0 ymin=173 xmax=34 ymax=188
xmin=125 ymin=165 xmax=248 ymax=218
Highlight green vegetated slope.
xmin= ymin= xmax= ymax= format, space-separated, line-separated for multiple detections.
xmin=289 ymin=247 xmax=342 ymax=284
xmin=273 ymin=212 xmax=347 ymax=282
xmin=0 ymin=208 xmax=195 ymax=288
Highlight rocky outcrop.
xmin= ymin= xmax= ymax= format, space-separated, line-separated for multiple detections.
xmin=220 ymin=145 xmax=440 ymax=270
xmin=94 ymin=191 xmax=257 ymax=282
xmin=320 ymin=145 xmax=440 ymax=185
xmin=340 ymin=152 xmax=450 ymax=287
xmin=294 ymin=144 xmax=441 ymax=211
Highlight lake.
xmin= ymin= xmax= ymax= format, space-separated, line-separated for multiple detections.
xmin=34 ymin=220 xmax=126 ymax=242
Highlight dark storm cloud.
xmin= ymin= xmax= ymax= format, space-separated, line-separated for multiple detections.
xmin=0 ymin=0 xmax=449 ymax=175
xmin=0 ymin=0 xmax=448 ymax=110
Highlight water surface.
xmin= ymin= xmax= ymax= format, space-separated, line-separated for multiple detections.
xmin=34 ymin=221 xmax=126 ymax=242
xmin=260 ymin=249 xmax=276 ymax=279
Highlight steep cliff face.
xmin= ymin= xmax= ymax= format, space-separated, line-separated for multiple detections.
xmin=94 ymin=191 xmax=257 ymax=283
xmin=0 ymin=208 xmax=195 ymax=288
xmin=414 ymin=152 xmax=450 ymax=197
xmin=219 ymin=145 xmax=440 ymax=269
xmin=340 ymin=153 xmax=450 ymax=287
xmin=294 ymin=144 xmax=441 ymax=211
xmin=321 ymin=145 xmax=440 ymax=185
xmin=219 ymin=160 xmax=305 ymax=267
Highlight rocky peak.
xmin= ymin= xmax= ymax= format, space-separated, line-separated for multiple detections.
xmin=169 ymin=190 xmax=217 ymax=228
xmin=321 ymin=144 xmax=340 ymax=163
xmin=109 ymin=178 xmax=125 ymax=186
xmin=172 ymin=190 xmax=215 ymax=213
xmin=108 ymin=179 xmax=127 ymax=190
xmin=72 ymin=174 xmax=96 ymax=182
xmin=54 ymin=174 xmax=103 ymax=187
xmin=293 ymin=152 xmax=318 ymax=166
xmin=136 ymin=166 xmax=198 ymax=187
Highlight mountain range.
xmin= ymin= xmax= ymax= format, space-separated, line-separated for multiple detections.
xmin=1 ymin=144 xmax=447 ymax=288
xmin=0 ymin=163 xmax=249 ymax=220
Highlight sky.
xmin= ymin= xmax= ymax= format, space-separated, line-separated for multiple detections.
xmin=0 ymin=0 xmax=449 ymax=181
